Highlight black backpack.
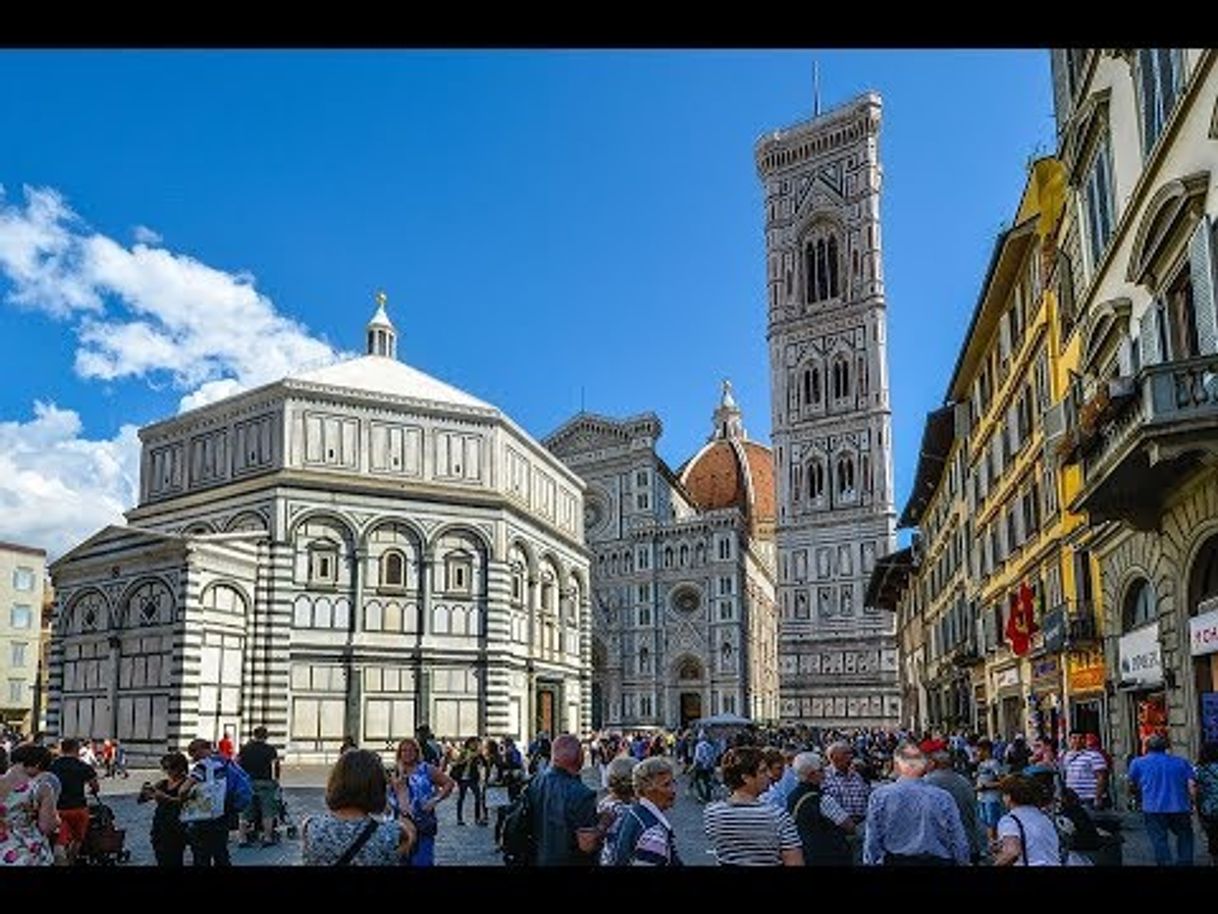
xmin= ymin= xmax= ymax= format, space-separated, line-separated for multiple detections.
xmin=498 ymin=782 xmax=535 ymax=866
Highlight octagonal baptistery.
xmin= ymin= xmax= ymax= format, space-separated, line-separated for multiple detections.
xmin=48 ymin=300 xmax=590 ymax=763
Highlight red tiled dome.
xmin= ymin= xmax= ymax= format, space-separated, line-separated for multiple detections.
xmin=680 ymin=439 xmax=776 ymax=527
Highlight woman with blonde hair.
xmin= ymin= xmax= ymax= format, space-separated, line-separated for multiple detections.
xmin=301 ymin=749 xmax=416 ymax=866
xmin=387 ymin=736 xmax=455 ymax=866
xmin=597 ymin=755 xmax=638 ymax=865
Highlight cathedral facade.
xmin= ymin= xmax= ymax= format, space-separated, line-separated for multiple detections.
xmin=47 ymin=303 xmax=590 ymax=763
xmin=756 ymin=93 xmax=901 ymax=728
xmin=546 ymin=385 xmax=780 ymax=731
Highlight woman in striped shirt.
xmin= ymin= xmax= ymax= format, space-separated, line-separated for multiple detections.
xmin=703 ymin=746 xmax=803 ymax=866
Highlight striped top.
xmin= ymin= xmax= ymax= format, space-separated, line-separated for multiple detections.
xmin=1061 ymin=749 xmax=1107 ymax=801
xmin=703 ymin=797 xmax=801 ymax=866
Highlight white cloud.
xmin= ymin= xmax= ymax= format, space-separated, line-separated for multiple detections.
xmin=133 ymin=225 xmax=162 ymax=245
xmin=0 ymin=185 xmax=352 ymax=558
xmin=0 ymin=184 xmax=344 ymax=406
xmin=0 ymin=402 xmax=140 ymax=560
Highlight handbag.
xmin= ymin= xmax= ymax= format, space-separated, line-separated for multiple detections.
xmin=413 ymin=806 xmax=439 ymax=838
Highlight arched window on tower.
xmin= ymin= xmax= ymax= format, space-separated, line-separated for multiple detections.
xmin=832 ymin=358 xmax=852 ymax=401
xmin=837 ymin=455 xmax=855 ymax=497
xmin=827 ymin=235 xmax=839 ymax=298
xmin=791 ymin=463 xmax=803 ymax=502
xmin=812 ymin=366 xmax=821 ymax=404
xmin=803 ymin=369 xmax=812 ymax=406
xmin=816 ymin=238 xmax=829 ymax=301
xmin=808 ymin=459 xmax=825 ymax=501
xmin=858 ymin=356 xmax=869 ymax=397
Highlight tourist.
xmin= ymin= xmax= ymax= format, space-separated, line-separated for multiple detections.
xmin=0 ymin=743 xmax=57 ymax=866
xmin=302 ymin=749 xmax=416 ymax=865
xmin=1062 ymin=730 xmax=1108 ymax=811
xmin=49 ymin=737 xmax=99 ymax=866
xmin=1128 ymin=732 xmax=1197 ymax=866
xmin=607 ymin=756 xmax=681 ymax=866
xmin=786 ymin=751 xmax=853 ymax=866
xmin=703 ymin=745 xmax=803 ymax=866
xmin=991 ymin=773 xmax=1061 ymax=866
xmin=388 ymin=736 xmax=454 ymax=867
xmin=180 ymin=738 xmax=233 ymax=866
xmin=237 ymin=725 xmax=281 ymax=847
xmin=862 ymin=741 xmax=969 ymax=866
xmin=528 ymin=733 xmax=600 ymax=866
xmin=137 ymin=752 xmax=191 ymax=866
xmin=597 ymin=755 xmax=638 ymax=865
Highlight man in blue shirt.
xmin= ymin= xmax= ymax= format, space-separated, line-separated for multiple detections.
xmin=527 ymin=734 xmax=599 ymax=866
xmin=863 ymin=741 xmax=970 ymax=866
xmin=1128 ymin=733 xmax=1197 ymax=866
xmin=692 ymin=732 xmax=718 ymax=803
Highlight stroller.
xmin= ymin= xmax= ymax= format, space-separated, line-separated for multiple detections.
xmin=240 ymin=781 xmax=298 ymax=846
xmin=78 ymin=798 xmax=130 ymax=865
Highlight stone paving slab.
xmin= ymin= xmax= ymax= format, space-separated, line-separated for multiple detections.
xmin=90 ymin=767 xmax=1209 ymax=867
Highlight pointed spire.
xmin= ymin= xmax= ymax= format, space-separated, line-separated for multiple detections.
xmin=712 ymin=378 xmax=746 ymax=441
xmin=366 ymin=290 xmax=398 ymax=359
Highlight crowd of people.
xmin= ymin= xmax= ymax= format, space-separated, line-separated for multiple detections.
xmin=4 ymin=721 xmax=1217 ymax=867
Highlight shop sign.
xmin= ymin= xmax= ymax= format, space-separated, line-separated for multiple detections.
xmin=1067 ymin=650 xmax=1105 ymax=693
xmin=1203 ymin=693 xmax=1218 ymax=745
xmin=1031 ymin=656 xmax=1059 ymax=690
xmin=993 ymin=666 xmax=1020 ymax=690
xmin=1042 ymin=607 xmax=1066 ymax=653
xmin=1118 ymin=624 xmax=1162 ymax=688
xmin=1189 ymin=604 xmax=1218 ymax=657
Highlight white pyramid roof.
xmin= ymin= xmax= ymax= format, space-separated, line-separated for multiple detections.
xmin=289 ymin=355 xmax=494 ymax=411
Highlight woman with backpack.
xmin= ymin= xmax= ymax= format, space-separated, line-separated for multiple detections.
xmin=388 ymin=737 xmax=454 ymax=867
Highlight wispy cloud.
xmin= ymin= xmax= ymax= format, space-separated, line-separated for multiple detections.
xmin=0 ymin=184 xmax=342 ymax=411
xmin=132 ymin=225 xmax=162 ymax=245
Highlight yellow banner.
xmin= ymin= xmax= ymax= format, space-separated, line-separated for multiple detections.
xmin=1067 ymin=650 xmax=1106 ymax=694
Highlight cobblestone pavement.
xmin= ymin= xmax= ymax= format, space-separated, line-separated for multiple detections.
xmin=92 ymin=766 xmax=1209 ymax=867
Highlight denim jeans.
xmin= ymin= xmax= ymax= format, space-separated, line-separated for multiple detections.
xmin=1143 ymin=812 xmax=1194 ymax=866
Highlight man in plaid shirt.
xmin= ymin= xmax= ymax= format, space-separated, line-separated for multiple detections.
xmin=824 ymin=741 xmax=871 ymax=863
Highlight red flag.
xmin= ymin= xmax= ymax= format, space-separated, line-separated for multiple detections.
xmin=1005 ymin=584 xmax=1035 ymax=656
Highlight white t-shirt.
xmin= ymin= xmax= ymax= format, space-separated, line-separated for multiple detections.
xmin=997 ymin=806 xmax=1060 ymax=866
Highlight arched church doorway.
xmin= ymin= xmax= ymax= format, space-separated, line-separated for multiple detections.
xmin=676 ymin=655 xmax=704 ymax=728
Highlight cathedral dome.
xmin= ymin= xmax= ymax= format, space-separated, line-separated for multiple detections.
xmin=677 ymin=381 xmax=775 ymax=529
xmin=680 ymin=439 xmax=775 ymax=526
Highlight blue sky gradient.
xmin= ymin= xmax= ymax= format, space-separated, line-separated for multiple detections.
xmin=0 ymin=50 xmax=1056 ymax=555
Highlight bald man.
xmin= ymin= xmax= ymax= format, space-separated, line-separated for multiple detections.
xmin=527 ymin=733 xmax=600 ymax=866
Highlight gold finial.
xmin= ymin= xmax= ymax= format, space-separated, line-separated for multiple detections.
xmin=375 ymin=290 xmax=388 ymax=309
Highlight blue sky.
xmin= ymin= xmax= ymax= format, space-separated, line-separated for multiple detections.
xmin=0 ymin=50 xmax=1057 ymax=556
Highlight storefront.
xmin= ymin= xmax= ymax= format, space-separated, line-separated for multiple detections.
xmin=1029 ymin=654 xmax=1063 ymax=746
xmin=1189 ymin=599 xmax=1218 ymax=745
xmin=1117 ymin=623 xmax=1166 ymax=757
xmin=992 ymin=664 xmax=1024 ymax=739
xmin=1066 ymin=648 xmax=1106 ymax=739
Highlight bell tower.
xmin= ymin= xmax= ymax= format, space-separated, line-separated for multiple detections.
xmin=366 ymin=290 xmax=397 ymax=359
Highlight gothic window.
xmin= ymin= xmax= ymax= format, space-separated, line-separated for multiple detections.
xmin=678 ymin=657 xmax=702 ymax=681
xmin=827 ymin=235 xmax=839 ymax=298
xmin=836 ymin=455 xmax=856 ymax=497
xmin=72 ymin=591 xmax=106 ymax=634
xmin=805 ymin=229 xmax=842 ymax=305
xmin=861 ymin=454 xmax=871 ymax=493
xmin=309 ymin=542 xmax=339 ymax=587
xmin=790 ymin=462 xmax=803 ymax=502
xmin=381 ymin=550 xmax=406 ymax=589
xmin=832 ymin=357 xmax=851 ymax=400
xmin=695 ymin=542 xmax=706 ymax=565
xmin=808 ymin=459 xmax=826 ymax=500
xmin=664 ymin=547 xmax=674 ymax=569
xmin=795 ymin=590 xmax=809 ymax=619
xmin=639 ymin=645 xmax=651 ymax=675
xmin=679 ymin=544 xmax=689 ymax=567
xmin=858 ymin=356 xmax=869 ymax=397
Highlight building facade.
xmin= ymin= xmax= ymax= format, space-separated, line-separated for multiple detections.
xmin=0 ymin=542 xmax=47 ymax=732
xmin=1049 ymin=48 xmax=1218 ymax=760
xmin=545 ymin=384 xmax=779 ymax=731
xmin=48 ymin=302 xmax=590 ymax=763
xmin=755 ymin=92 xmax=900 ymax=728
xmin=877 ymin=158 xmax=1106 ymax=746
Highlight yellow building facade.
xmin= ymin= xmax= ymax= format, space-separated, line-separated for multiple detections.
xmin=876 ymin=158 xmax=1109 ymax=743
